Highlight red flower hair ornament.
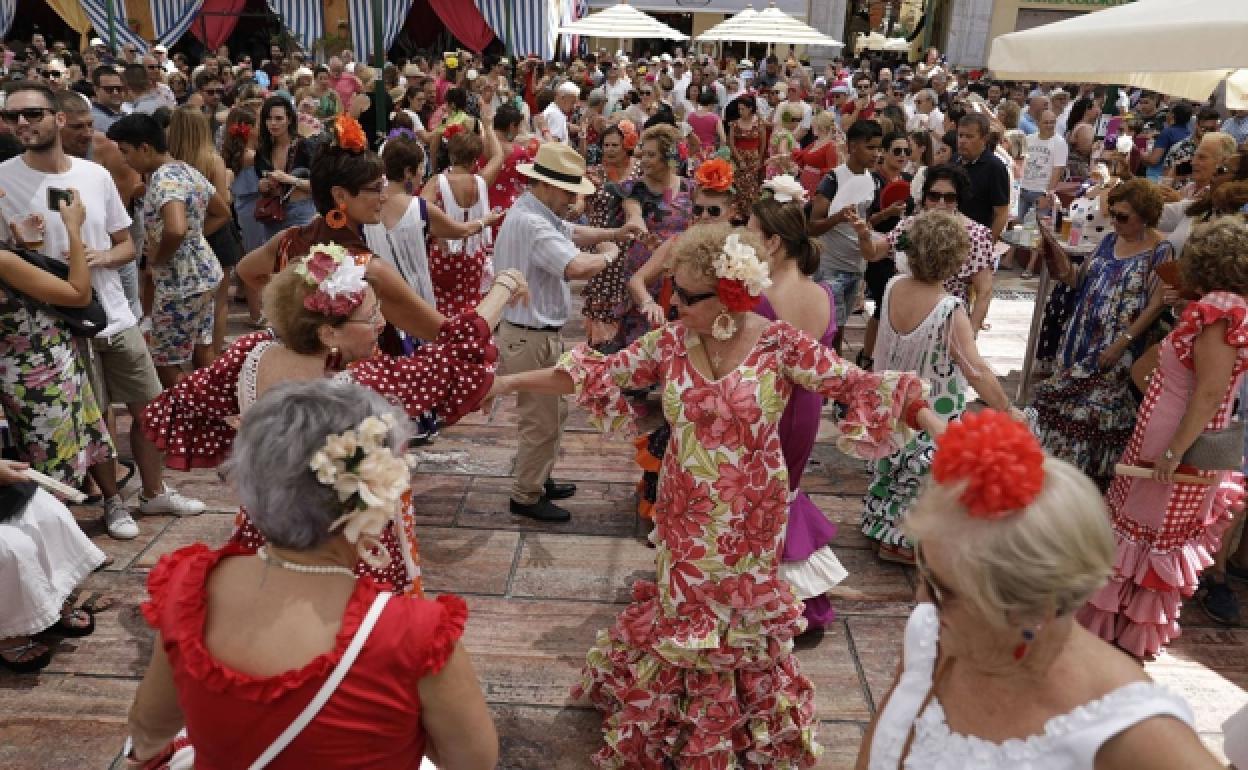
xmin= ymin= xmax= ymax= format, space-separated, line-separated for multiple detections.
xmin=332 ymin=114 xmax=368 ymax=153
xmin=931 ymin=410 xmax=1045 ymax=520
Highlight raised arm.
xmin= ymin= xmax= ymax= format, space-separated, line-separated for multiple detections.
xmin=0 ymin=189 xmax=91 ymax=307
xmin=368 ymin=258 xmax=446 ymax=340
xmin=237 ymin=229 xmax=284 ymax=291
xmin=948 ymin=305 xmax=1018 ymax=415
xmin=629 ymin=239 xmax=674 ymax=327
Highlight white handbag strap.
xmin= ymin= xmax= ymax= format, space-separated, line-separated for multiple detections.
xmin=248 ymin=591 xmax=392 ymax=770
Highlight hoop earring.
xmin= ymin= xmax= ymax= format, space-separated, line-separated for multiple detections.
xmin=326 ymin=205 xmax=349 ymax=229
xmin=711 ymin=311 xmax=737 ymax=341
xmin=325 ymin=346 xmax=344 ymax=372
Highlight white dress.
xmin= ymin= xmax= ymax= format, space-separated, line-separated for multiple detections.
xmin=868 ymin=603 xmax=1195 ymax=770
xmin=0 ymin=488 xmax=106 ymax=637
xmin=363 ymin=197 xmax=437 ymax=308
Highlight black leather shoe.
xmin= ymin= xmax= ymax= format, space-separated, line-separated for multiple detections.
xmin=510 ymin=497 xmax=571 ymax=523
xmin=543 ymin=479 xmax=577 ymax=500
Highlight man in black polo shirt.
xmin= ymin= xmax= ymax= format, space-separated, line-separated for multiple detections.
xmin=955 ymin=112 xmax=1010 ymax=239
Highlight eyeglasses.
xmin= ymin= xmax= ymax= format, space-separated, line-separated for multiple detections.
xmin=925 ymin=191 xmax=959 ymax=204
xmin=692 ymin=203 xmax=725 ymax=218
xmin=100 ymin=85 xmax=126 ymax=93
xmin=357 ymin=182 xmax=386 ymax=196
xmin=640 ymin=90 xmax=653 ymax=95
xmin=890 ymin=146 xmax=912 ymax=157
xmin=1110 ymin=209 xmax=1133 ymax=224
xmin=146 ymin=64 xmax=160 ymax=70
xmin=914 ymin=544 xmax=945 ymax=609
xmin=0 ymin=107 xmax=55 ymax=124
xmin=344 ymin=303 xmax=383 ymax=325
xmin=204 ymin=87 xmax=224 ymax=95
xmin=674 ymin=284 xmax=717 ymax=306
xmin=41 ymin=70 xmax=63 ymax=79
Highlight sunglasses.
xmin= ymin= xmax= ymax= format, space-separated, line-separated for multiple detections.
xmin=204 ymin=87 xmax=225 ymax=95
xmin=1110 ymin=210 xmax=1133 ymax=224
xmin=890 ymin=146 xmax=912 ymax=156
xmin=0 ymin=107 xmax=54 ymax=124
xmin=344 ymin=303 xmax=383 ymax=325
xmin=100 ymin=85 xmax=126 ymax=93
xmin=692 ymin=203 xmax=725 ymax=218
xmin=674 ymin=284 xmax=717 ymax=306
xmin=925 ymin=191 xmax=958 ymax=204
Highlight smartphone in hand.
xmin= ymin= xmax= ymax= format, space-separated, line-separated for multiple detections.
xmin=46 ymin=187 xmax=74 ymax=210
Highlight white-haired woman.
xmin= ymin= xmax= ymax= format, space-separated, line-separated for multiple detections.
xmin=495 ymin=223 xmax=940 ymax=768
xmin=857 ymin=411 xmax=1222 ymax=770
xmin=125 ymin=380 xmax=496 ymax=769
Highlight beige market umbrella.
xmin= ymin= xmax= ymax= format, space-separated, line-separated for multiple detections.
xmin=988 ymin=0 xmax=1247 ymax=101
xmin=556 ymin=1 xmax=689 ymax=41
xmin=696 ymin=5 xmax=759 ymax=43
xmin=700 ymin=1 xmax=842 ymax=48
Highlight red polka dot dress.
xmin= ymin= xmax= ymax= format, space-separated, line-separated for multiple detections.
xmin=142 ymin=315 xmax=497 ymax=595
xmin=427 ymin=173 xmax=494 ymax=317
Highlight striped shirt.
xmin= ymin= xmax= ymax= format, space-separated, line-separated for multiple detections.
xmin=494 ymin=191 xmax=578 ymax=328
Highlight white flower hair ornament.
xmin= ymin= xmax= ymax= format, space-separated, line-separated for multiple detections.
xmin=307 ymin=412 xmax=415 ymax=568
xmin=762 ymin=174 xmax=809 ymax=205
xmin=1115 ymin=135 xmax=1135 ymax=155
xmin=294 ymin=242 xmax=370 ymax=317
xmin=709 ymin=233 xmax=773 ymax=340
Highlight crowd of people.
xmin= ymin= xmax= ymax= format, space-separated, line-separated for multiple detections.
xmin=1 ymin=29 xmax=1247 ymax=769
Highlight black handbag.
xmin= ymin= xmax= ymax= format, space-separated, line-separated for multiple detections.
xmin=3 ymin=247 xmax=108 ymax=337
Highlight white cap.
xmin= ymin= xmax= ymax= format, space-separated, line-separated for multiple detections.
xmin=90 ymin=38 xmax=105 ymax=48
xmin=556 ymin=81 xmax=580 ymax=96
xmin=650 ymin=56 xmax=660 ymax=63
xmin=740 ymin=59 xmax=753 ymax=68
xmin=153 ymin=44 xmax=168 ymax=54
xmin=294 ymin=66 xmax=314 ymax=78
xmin=466 ymin=69 xmax=479 ymax=81
xmin=660 ymin=53 xmax=672 ymax=62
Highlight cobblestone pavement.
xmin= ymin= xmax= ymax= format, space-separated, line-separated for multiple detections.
xmin=2 ymin=275 xmax=1244 ymax=769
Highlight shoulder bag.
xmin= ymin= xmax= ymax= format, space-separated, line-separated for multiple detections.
xmin=3 ymin=247 xmax=107 ymax=337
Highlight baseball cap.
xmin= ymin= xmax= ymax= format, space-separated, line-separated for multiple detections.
xmin=153 ymin=44 xmax=168 ymax=54
xmin=90 ymin=38 xmax=105 ymax=48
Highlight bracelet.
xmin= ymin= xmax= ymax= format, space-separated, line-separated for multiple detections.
xmin=903 ymin=398 xmax=930 ymax=432
xmin=1122 ymin=331 xmax=1134 ymax=342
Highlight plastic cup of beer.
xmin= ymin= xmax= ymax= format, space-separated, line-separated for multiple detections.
xmin=1060 ymin=216 xmax=1073 ymax=241
xmin=13 ymin=213 xmax=45 ymax=249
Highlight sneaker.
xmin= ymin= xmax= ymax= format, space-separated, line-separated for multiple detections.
xmin=1198 ymin=577 xmax=1242 ymax=626
xmin=138 ymin=484 xmax=206 ymax=516
xmin=103 ymin=498 xmax=139 ymax=540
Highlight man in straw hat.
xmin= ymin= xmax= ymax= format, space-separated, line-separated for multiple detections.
xmin=494 ymin=143 xmax=645 ymax=522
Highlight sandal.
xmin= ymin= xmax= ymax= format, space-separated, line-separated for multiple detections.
xmin=0 ymin=638 xmax=52 ymax=673
xmin=48 ymin=608 xmax=95 ymax=638
xmin=78 ymin=592 xmax=117 ymax=614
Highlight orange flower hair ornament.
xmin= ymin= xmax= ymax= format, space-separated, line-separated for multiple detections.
xmin=332 ymin=113 xmax=368 ymax=153
xmin=695 ymin=158 xmax=735 ymax=194
xmin=618 ymin=119 xmax=639 ymax=151
xmin=931 ymin=410 xmax=1045 ymax=520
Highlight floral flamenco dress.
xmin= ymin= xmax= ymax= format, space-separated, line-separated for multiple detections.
xmin=559 ymin=320 xmax=925 ymax=769
xmin=0 ymin=297 xmax=114 ymax=484
xmin=731 ymin=121 xmax=764 ymax=219
xmin=862 ymin=279 xmax=968 ymax=557
xmin=141 ymin=314 xmax=497 ymax=595
xmin=1078 ymin=292 xmax=1248 ymax=658
xmin=1031 ymin=235 xmax=1174 ymax=488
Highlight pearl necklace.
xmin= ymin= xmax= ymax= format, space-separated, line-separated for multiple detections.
xmin=257 ymin=547 xmax=357 ymax=578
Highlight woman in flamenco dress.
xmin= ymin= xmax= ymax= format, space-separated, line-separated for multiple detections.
xmin=493 ymin=223 xmax=940 ymax=769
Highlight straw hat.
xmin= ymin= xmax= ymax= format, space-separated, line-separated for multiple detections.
xmin=517 ymin=143 xmax=596 ymax=195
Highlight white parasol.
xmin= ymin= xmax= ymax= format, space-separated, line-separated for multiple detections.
xmin=696 ymin=1 xmax=842 ymax=48
xmin=556 ymin=1 xmax=689 ymax=41
xmin=696 ymin=5 xmax=759 ymax=43
xmin=988 ymin=0 xmax=1247 ymax=101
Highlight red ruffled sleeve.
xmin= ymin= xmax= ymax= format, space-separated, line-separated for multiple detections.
xmin=348 ymin=312 xmax=497 ymax=426
xmin=422 ymin=594 xmax=468 ymax=677
xmin=555 ymin=327 xmax=666 ymax=435
xmin=1170 ymin=291 xmax=1248 ymax=373
xmin=142 ymin=331 xmax=274 ymax=471
xmin=773 ymin=320 xmax=929 ymax=460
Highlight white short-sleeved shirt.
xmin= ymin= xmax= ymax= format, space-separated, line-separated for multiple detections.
xmin=0 ymin=156 xmax=135 ymax=336
xmin=494 ymin=192 xmax=578 ymax=328
xmin=542 ymin=103 xmax=569 ymax=143
xmin=1021 ymin=134 xmax=1070 ymax=193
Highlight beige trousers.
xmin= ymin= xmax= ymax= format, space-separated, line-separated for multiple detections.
xmin=497 ymin=321 xmax=568 ymax=504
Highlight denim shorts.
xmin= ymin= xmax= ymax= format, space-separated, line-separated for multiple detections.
xmin=823 ymin=270 xmax=862 ymax=331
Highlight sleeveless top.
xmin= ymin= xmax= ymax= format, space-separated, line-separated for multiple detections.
xmin=876 ymin=277 xmax=966 ymax=388
xmin=237 ymin=339 xmax=353 ymax=413
xmin=434 ymin=173 xmax=492 ymax=257
xmin=363 ymin=197 xmax=437 ymax=307
xmin=868 ymin=603 xmax=1195 ymax=770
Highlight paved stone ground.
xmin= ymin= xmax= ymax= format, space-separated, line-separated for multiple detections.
xmin=1 ymin=274 xmax=1245 ymax=770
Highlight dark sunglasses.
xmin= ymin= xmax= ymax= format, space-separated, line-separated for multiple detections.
xmin=100 ymin=84 xmax=126 ymax=93
xmin=204 ymin=87 xmax=225 ymax=95
xmin=0 ymin=107 xmax=54 ymax=124
xmin=674 ymin=284 xmax=717 ymax=306
xmin=890 ymin=146 xmax=912 ymax=156
xmin=692 ymin=203 xmax=725 ymax=218
xmin=640 ymin=90 xmax=653 ymax=95
xmin=1110 ymin=209 xmax=1133 ymax=224
xmin=925 ymin=191 xmax=958 ymax=204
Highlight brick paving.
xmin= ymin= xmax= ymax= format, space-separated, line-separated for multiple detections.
xmin=1 ymin=275 xmax=1245 ymax=769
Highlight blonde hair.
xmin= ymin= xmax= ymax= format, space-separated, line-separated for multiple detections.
xmin=168 ymin=106 xmax=217 ymax=179
xmin=907 ymin=209 xmax=969 ymax=283
xmin=1200 ymin=131 xmax=1239 ymax=162
xmin=813 ymin=110 xmax=836 ymax=135
xmin=672 ymin=224 xmax=766 ymax=284
xmin=905 ymin=457 xmax=1114 ymax=626
xmin=640 ymin=123 xmax=680 ymax=162
xmin=263 ymin=264 xmax=350 ymax=354
xmin=1181 ymin=216 xmax=1248 ymax=295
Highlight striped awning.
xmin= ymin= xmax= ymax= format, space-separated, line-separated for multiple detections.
xmin=0 ymin=0 xmax=15 ymax=40
xmin=149 ymin=0 xmax=204 ymax=49
xmin=347 ymin=0 xmax=414 ymax=61
xmin=81 ymin=0 xmax=150 ymax=53
xmin=475 ymin=0 xmax=556 ymax=60
xmin=265 ymin=0 xmax=325 ymax=56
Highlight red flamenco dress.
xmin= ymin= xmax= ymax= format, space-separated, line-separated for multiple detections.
xmin=557 ymin=320 xmax=925 ymax=769
xmin=142 ymin=543 xmax=466 ymax=769
xmin=141 ymin=314 xmax=497 ymax=595
xmin=1078 ymin=292 xmax=1248 ymax=658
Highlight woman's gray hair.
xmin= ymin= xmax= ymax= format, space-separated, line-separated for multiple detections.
xmin=226 ymin=379 xmax=411 ymax=551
